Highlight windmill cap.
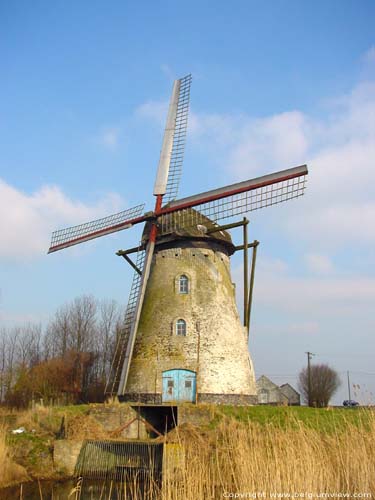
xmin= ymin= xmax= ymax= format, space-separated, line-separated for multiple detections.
xmin=142 ymin=208 xmax=235 ymax=255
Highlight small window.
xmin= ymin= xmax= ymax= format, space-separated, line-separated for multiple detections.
xmin=179 ymin=275 xmax=189 ymax=294
xmin=176 ymin=319 xmax=187 ymax=336
xmin=185 ymin=380 xmax=192 ymax=388
xmin=167 ymin=380 xmax=174 ymax=388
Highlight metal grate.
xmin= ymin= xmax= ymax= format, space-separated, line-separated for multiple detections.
xmin=105 ymin=245 xmax=146 ymax=395
xmin=160 ymin=175 xmax=307 ymax=234
xmin=75 ymin=440 xmax=163 ymax=481
xmin=48 ymin=203 xmax=145 ymax=253
xmin=164 ymin=74 xmax=192 ymax=203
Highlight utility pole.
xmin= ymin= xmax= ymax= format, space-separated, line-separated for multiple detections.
xmin=347 ymin=371 xmax=351 ymax=401
xmin=305 ymin=351 xmax=315 ymax=407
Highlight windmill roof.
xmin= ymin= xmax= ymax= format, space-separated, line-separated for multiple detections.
xmin=142 ymin=208 xmax=235 ymax=254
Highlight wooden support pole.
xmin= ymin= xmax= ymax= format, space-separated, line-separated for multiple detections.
xmin=121 ymin=254 xmax=142 ymax=275
xmin=234 ymin=242 xmax=258 ymax=252
xmin=116 ymin=244 xmax=145 ymax=257
xmin=243 ymin=218 xmax=249 ymax=328
xmin=246 ymin=240 xmax=259 ymax=339
xmin=206 ymin=219 xmax=247 ymax=234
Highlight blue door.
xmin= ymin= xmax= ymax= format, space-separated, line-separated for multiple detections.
xmin=162 ymin=369 xmax=196 ymax=403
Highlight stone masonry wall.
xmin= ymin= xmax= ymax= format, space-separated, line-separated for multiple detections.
xmin=125 ymin=243 xmax=257 ymax=403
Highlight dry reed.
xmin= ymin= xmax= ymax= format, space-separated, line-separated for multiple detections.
xmin=0 ymin=425 xmax=28 ymax=488
xmin=68 ymin=412 xmax=375 ymax=499
xmin=160 ymin=413 xmax=375 ymax=499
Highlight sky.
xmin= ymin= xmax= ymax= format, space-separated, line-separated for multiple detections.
xmin=1 ymin=1 xmax=375 ymax=405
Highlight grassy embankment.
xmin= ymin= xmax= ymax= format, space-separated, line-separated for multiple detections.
xmin=0 ymin=403 xmax=374 ymax=496
xmin=0 ymin=404 xmax=88 ymax=488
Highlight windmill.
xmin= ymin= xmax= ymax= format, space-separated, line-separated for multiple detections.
xmin=48 ymin=74 xmax=308 ymax=405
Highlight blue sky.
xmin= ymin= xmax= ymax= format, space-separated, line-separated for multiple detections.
xmin=1 ymin=1 xmax=375 ymax=404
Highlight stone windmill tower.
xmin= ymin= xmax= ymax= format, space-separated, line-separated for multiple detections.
xmin=48 ymin=75 xmax=308 ymax=406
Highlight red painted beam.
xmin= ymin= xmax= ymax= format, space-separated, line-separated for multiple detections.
xmin=160 ymin=165 xmax=307 ymax=215
xmin=47 ymin=214 xmax=149 ymax=253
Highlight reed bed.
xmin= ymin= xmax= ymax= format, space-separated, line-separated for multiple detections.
xmin=161 ymin=413 xmax=375 ymax=500
xmin=69 ymin=411 xmax=375 ymax=499
xmin=161 ymin=414 xmax=375 ymax=499
xmin=0 ymin=425 xmax=28 ymax=488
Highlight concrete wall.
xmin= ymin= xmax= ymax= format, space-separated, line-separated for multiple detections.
xmin=125 ymin=243 xmax=257 ymax=404
xmin=89 ymin=405 xmax=148 ymax=439
xmin=54 ymin=440 xmax=83 ymax=475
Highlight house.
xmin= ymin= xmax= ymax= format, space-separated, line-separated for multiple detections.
xmin=279 ymin=383 xmax=301 ymax=406
xmin=256 ymin=376 xmax=300 ymax=406
xmin=256 ymin=375 xmax=288 ymax=405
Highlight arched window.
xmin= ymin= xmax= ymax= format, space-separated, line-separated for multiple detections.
xmin=179 ymin=275 xmax=189 ymax=294
xmin=176 ymin=319 xmax=187 ymax=336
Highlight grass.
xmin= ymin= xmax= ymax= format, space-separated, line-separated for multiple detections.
xmin=212 ymin=404 xmax=373 ymax=432
xmin=0 ymin=403 xmax=90 ymax=487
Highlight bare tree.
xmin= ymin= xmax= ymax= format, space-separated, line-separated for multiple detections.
xmin=4 ymin=327 xmax=19 ymax=395
xmin=1 ymin=294 xmax=124 ymax=405
xmin=97 ymin=299 xmax=120 ymax=380
xmin=69 ymin=295 xmax=97 ymax=352
xmin=44 ymin=304 xmax=71 ymax=358
xmin=44 ymin=295 xmax=97 ymax=356
xmin=298 ymin=363 xmax=341 ymax=407
xmin=16 ymin=324 xmax=42 ymax=368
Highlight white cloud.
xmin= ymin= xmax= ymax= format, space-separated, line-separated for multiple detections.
xmin=0 ymin=179 xmax=124 ymax=260
xmin=98 ymin=127 xmax=120 ymax=150
xmin=160 ymin=64 xmax=175 ymax=81
xmin=255 ymin=257 xmax=375 ymax=314
xmin=228 ymin=111 xmax=309 ymax=177
xmin=183 ymin=71 xmax=375 ymax=249
xmin=0 ymin=310 xmax=46 ymax=325
xmin=136 ymin=100 xmax=168 ymax=125
xmin=288 ymin=322 xmax=320 ymax=335
xmin=234 ymin=254 xmax=375 ymax=320
xmin=305 ymin=254 xmax=334 ymax=274
xmin=363 ymin=46 xmax=375 ymax=65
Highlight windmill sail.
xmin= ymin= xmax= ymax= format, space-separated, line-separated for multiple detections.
xmin=158 ymin=165 xmax=307 ymax=234
xmin=108 ymin=74 xmax=192 ymax=395
xmin=164 ymin=74 xmax=192 ymax=203
xmin=153 ymin=74 xmax=192 ymax=200
xmin=114 ymin=239 xmax=156 ymax=396
xmin=48 ymin=203 xmax=145 ymax=253
xmin=105 ymin=244 xmax=146 ymax=395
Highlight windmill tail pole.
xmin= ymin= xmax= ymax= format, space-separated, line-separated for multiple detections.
xmin=243 ymin=218 xmax=249 ymax=328
xmin=246 ymin=240 xmax=259 ymax=339
xmin=117 ymin=194 xmax=163 ymax=395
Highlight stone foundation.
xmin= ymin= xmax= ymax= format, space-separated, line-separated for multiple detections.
xmin=119 ymin=393 xmax=162 ymax=404
xmin=119 ymin=393 xmax=257 ymax=405
xmin=198 ymin=393 xmax=258 ymax=405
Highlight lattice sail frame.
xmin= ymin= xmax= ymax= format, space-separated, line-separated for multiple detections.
xmin=164 ymin=74 xmax=192 ymax=203
xmin=105 ymin=244 xmax=146 ymax=395
xmin=159 ymin=166 xmax=307 ymax=234
xmin=48 ymin=203 xmax=145 ymax=253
